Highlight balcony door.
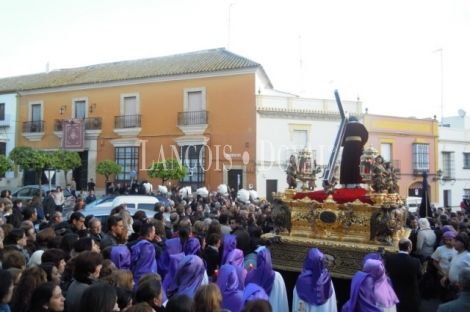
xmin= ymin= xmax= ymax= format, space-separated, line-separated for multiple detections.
xmin=124 ymin=96 xmax=137 ymax=127
xmin=31 ymin=104 xmax=41 ymax=132
xmin=75 ymin=101 xmax=86 ymax=119
xmin=187 ymin=91 xmax=202 ymax=125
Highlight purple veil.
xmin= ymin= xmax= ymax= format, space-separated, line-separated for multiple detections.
xmin=130 ymin=240 xmax=157 ymax=292
xmin=167 ymin=255 xmax=205 ymax=299
xmin=295 ymin=248 xmax=333 ymax=306
xmin=222 ymin=235 xmax=237 ymax=264
xmin=341 ymin=271 xmax=376 ymax=312
xmin=217 ymin=265 xmax=243 ymax=312
xmin=363 ymin=259 xmax=399 ymax=308
xmin=110 ymin=246 xmax=131 ymax=270
xmin=157 ymin=237 xmax=182 ymax=278
xmin=361 ymin=252 xmax=383 ymax=266
xmin=226 ymin=249 xmax=247 ymax=291
xmin=240 ymin=283 xmax=270 ymax=311
xmin=162 ymin=252 xmax=185 ymax=294
xmin=244 ymin=248 xmax=275 ymax=295
xmin=184 ymin=237 xmax=201 ymax=255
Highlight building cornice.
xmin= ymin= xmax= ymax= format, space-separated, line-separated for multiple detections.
xmin=257 ymin=107 xmax=359 ymax=121
xmin=16 ymin=67 xmax=259 ymax=95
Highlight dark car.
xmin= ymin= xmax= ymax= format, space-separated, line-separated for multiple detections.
xmin=12 ymin=185 xmax=75 ymax=210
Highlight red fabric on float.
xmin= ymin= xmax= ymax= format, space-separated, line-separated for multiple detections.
xmin=293 ymin=188 xmax=373 ymax=205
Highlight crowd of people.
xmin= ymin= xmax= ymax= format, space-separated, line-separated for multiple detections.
xmin=1 ymin=184 xmax=470 ymax=312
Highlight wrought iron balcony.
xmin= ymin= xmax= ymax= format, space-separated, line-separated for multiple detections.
xmin=54 ymin=117 xmax=103 ymax=131
xmin=114 ymin=115 xmax=141 ymax=129
xmin=22 ymin=120 xmax=45 ymax=133
xmin=0 ymin=114 xmax=10 ymax=127
xmin=177 ymin=110 xmax=208 ymax=126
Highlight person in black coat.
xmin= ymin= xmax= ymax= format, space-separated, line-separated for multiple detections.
xmin=203 ymin=233 xmax=221 ymax=277
xmin=43 ymin=190 xmax=57 ymax=220
xmin=386 ymin=238 xmax=422 ymax=312
xmin=230 ymin=216 xmax=251 ymax=256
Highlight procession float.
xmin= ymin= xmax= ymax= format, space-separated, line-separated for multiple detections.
xmin=266 ymin=91 xmax=409 ymax=279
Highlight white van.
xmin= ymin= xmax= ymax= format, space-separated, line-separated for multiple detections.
xmin=406 ymin=196 xmax=422 ymax=213
xmin=94 ymin=195 xmax=158 ymax=211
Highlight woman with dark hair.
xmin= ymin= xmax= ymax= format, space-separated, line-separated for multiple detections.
xmin=99 ymin=259 xmax=117 ymax=278
xmin=29 ymin=282 xmax=65 ymax=312
xmin=59 ymin=233 xmax=79 ymax=261
xmin=9 ymin=266 xmax=47 ymax=312
xmin=41 ymin=249 xmax=66 ymax=274
xmin=6 ymin=199 xmax=23 ymax=228
xmin=29 ymin=196 xmax=46 ymax=224
xmin=115 ymin=287 xmax=133 ymax=311
xmin=79 ymin=283 xmax=118 ymax=312
xmin=73 ymin=237 xmax=100 ymax=254
xmin=65 ymin=251 xmax=103 ymax=312
xmin=4 ymin=229 xmax=30 ymax=262
xmin=39 ymin=262 xmax=62 ymax=285
xmin=126 ymin=303 xmax=154 ymax=312
xmin=165 ymin=294 xmax=195 ymax=312
xmin=134 ymin=279 xmax=164 ymax=311
xmin=110 ymin=205 xmax=125 ymax=217
xmin=0 ymin=269 xmax=14 ymax=312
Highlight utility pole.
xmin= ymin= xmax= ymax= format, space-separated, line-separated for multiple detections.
xmin=433 ymin=48 xmax=443 ymax=124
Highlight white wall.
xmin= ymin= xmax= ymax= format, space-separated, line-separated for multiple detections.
xmin=438 ymin=125 xmax=470 ymax=209
xmin=0 ymin=93 xmax=18 ymax=186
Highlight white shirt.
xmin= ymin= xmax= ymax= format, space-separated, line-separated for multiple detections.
xmin=431 ymin=245 xmax=457 ymax=274
xmin=448 ymin=250 xmax=470 ymax=283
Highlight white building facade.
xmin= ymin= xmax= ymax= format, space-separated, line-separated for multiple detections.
xmin=0 ymin=93 xmax=17 ymax=186
xmin=437 ymin=115 xmax=470 ymax=209
xmin=255 ymin=93 xmax=363 ymax=200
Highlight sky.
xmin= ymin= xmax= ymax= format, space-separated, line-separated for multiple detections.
xmin=1 ymin=0 xmax=469 ymax=119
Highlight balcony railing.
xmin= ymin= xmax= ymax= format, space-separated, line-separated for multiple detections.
xmin=0 ymin=114 xmax=10 ymax=127
xmin=54 ymin=117 xmax=103 ymax=131
xmin=114 ymin=115 xmax=141 ymax=129
xmin=22 ymin=120 xmax=45 ymax=133
xmin=177 ymin=110 xmax=208 ymax=126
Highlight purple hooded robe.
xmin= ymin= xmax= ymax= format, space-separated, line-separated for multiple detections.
xmin=184 ymin=237 xmax=201 ymax=255
xmin=342 ymin=259 xmax=399 ymax=312
xmin=222 ymin=235 xmax=237 ymax=264
xmin=167 ymin=255 xmax=205 ymax=299
xmin=157 ymin=237 xmax=182 ymax=278
xmin=162 ymin=252 xmax=185 ymax=296
xmin=225 ymin=248 xmax=247 ymax=291
xmin=110 ymin=246 xmax=131 ymax=270
xmin=217 ymin=265 xmax=243 ymax=312
xmin=240 ymin=283 xmax=270 ymax=311
xmin=295 ymin=248 xmax=333 ymax=306
xmin=244 ymin=248 xmax=275 ymax=295
xmin=130 ymin=239 xmax=157 ymax=292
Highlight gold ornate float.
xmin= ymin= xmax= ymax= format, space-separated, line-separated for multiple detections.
xmin=266 ymin=92 xmax=408 ymax=278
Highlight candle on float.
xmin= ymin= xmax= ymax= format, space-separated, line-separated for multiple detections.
xmin=214 ymin=269 xmax=218 ymax=277
xmin=249 ymin=263 xmax=253 ymax=271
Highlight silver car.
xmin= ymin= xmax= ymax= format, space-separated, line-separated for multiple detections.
xmin=11 ymin=185 xmax=76 ymax=210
